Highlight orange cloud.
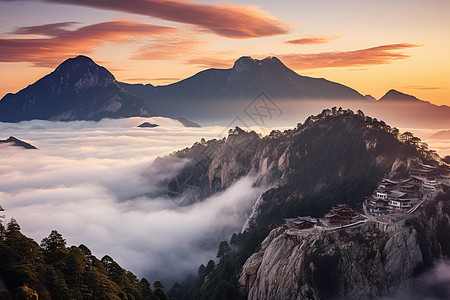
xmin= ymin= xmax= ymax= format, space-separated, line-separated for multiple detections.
xmin=11 ymin=21 xmax=80 ymax=36
xmin=280 ymin=43 xmax=421 ymax=69
xmin=23 ymin=0 xmax=288 ymax=39
xmin=132 ymin=34 xmax=205 ymax=61
xmin=285 ymin=35 xmax=338 ymax=45
xmin=187 ymin=57 xmax=235 ymax=69
xmin=0 ymin=20 xmax=175 ymax=67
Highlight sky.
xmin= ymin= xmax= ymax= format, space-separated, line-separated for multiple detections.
xmin=0 ymin=0 xmax=449 ymax=106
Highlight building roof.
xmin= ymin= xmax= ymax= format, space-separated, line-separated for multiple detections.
xmin=409 ymin=168 xmax=435 ymax=173
xmin=388 ymin=191 xmax=407 ymax=198
xmin=325 ymin=213 xmax=339 ymax=218
xmin=284 ymin=216 xmax=317 ymax=224
xmin=400 ymin=184 xmax=417 ymax=188
xmin=410 ymin=176 xmax=427 ymax=182
xmin=381 ymin=178 xmax=399 ymax=184
xmin=297 ymin=216 xmax=318 ymax=223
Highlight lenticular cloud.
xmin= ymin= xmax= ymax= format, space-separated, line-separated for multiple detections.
xmin=0 ymin=117 xmax=264 ymax=283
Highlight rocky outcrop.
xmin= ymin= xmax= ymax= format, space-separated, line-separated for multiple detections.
xmin=0 ymin=136 xmax=37 ymax=149
xmin=240 ymin=224 xmax=422 ymax=299
xmin=239 ymin=193 xmax=450 ymax=300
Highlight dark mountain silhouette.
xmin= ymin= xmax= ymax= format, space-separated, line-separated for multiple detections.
xmin=119 ymin=58 xmax=449 ymax=128
xmin=0 ymin=56 xmax=151 ymax=122
xmin=0 ymin=136 xmax=37 ymax=149
xmin=1 ymin=55 xmax=448 ymax=128
xmin=177 ymin=118 xmax=201 ymax=127
xmin=119 ymin=56 xmax=366 ymax=117
xmin=378 ymin=89 xmax=430 ymax=103
xmin=429 ymin=130 xmax=450 ymax=139
xmin=137 ymin=122 xmax=159 ymax=128
xmin=358 ymin=89 xmax=450 ymax=128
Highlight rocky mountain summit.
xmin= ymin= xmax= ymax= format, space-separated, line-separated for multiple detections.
xmin=159 ymin=108 xmax=424 ymax=205
xmin=239 ymin=189 xmax=450 ymax=299
xmin=164 ymin=109 xmax=446 ymax=299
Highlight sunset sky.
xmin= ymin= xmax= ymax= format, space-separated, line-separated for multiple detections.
xmin=1 ymin=0 xmax=449 ymax=105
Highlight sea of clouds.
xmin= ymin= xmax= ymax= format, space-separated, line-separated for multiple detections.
xmin=0 ymin=117 xmax=267 ymax=284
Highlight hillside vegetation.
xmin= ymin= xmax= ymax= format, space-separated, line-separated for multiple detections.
xmin=0 ymin=219 xmax=169 ymax=300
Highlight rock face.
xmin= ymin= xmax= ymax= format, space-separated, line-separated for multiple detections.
xmin=165 ymin=112 xmax=446 ymax=300
xmin=240 ymin=223 xmax=423 ymax=299
xmin=0 ymin=55 xmax=151 ymax=122
xmin=239 ymin=190 xmax=450 ymax=300
xmin=159 ymin=111 xmax=422 ymax=205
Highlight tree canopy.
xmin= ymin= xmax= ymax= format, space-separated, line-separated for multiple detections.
xmin=0 ymin=219 xmax=169 ymax=300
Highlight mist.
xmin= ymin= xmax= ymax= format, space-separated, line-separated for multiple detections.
xmin=0 ymin=117 xmax=266 ymax=284
xmin=377 ymin=259 xmax=450 ymax=300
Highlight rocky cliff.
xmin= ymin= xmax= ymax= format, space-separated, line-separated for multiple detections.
xmin=160 ymin=110 xmax=423 ymax=210
xmin=239 ymin=190 xmax=450 ymax=300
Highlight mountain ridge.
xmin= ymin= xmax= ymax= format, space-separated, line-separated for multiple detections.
xmin=1 ymin=55 xmax=448 ymax=127
xmin=163 ymin=110 xmax=448 ymax=299
xmin=379 ymin=89 xmax=431 ymax=104
xmin=119 ymin=55 xmax=367 ymax=117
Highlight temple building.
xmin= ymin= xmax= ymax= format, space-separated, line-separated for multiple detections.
xmin=325 ymin=204 xmax=355 ymax=223
xmin=284 ymin=216 xmax=317 ymax=230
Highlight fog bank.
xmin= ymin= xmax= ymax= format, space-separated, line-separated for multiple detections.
xmin=0 ymin=117 xmax=265 ymax=283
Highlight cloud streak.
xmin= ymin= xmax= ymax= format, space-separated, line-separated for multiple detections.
xmin=280 ymin=43 xmax=421 ymax=70
xmin=131 ymin=33 xmax=205 ymax=61
xmin=5 ymin=0 xmax=288 ymax=39
xmin=402 ymin=85 xmax=443 ymax=90
xmin=0 ymin=20 xmax=175 ymax=67
xmin=285 ymin=35 xmax=339 ymax=45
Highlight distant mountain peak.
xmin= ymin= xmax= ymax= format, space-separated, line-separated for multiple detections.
xmin=379 ymin=89 xmax=421 ymax=102
xmin=0 ymin=55 xmax=151 ymax=122
xmin=232 ymin=56 xmax=286 ymax=73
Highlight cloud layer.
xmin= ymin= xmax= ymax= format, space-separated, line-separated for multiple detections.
xmin=0 ymin=117 xmax=265 ymax=284
xmin=4 ymin=0 xmax=288 ymax=39
xmin=0 ymin=20 xmax=175 ymax=67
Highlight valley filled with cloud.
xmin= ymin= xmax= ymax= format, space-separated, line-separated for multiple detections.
xmin=0 ymin=117 xmax=266 ymax=283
